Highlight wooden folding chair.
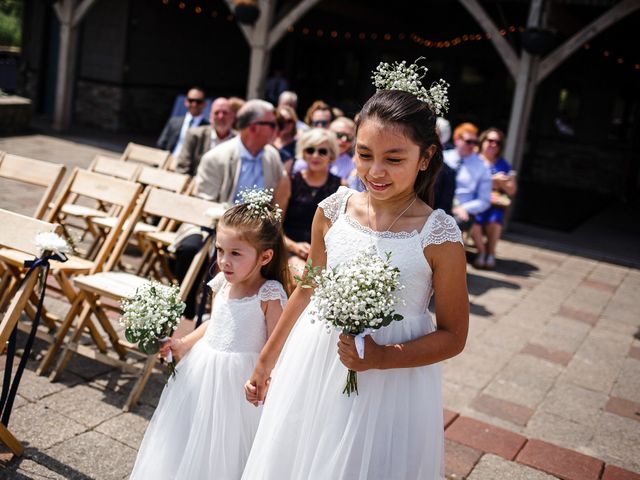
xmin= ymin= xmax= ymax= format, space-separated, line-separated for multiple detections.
xmin=0 ymin=169 xmax=143 ymax=374
xmin=54 ymin=155 xmax=140 ymax=247
xmin=120 ymin=142 xmax=171 ymax=169
xmin=0 ymin=152 xmax=66 ymax=219
xmin=50 ymin=187 xmax=224 ymax=411
xmin=0 ymin=209 xmax=63 ymax=456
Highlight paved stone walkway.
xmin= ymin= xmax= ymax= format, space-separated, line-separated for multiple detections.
xmin=0 ymin=133 xmax=639 ymax=479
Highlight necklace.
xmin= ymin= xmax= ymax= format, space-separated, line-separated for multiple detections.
xmin=367 ymin=193 xmax=418 ymax=233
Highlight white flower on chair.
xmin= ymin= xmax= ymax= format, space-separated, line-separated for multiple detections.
xmin=34 ymin=232 xmax=70 ymax=256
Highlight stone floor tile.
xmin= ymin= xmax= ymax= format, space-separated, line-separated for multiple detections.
xmin=40 ymin=383 xmax=125 ymax=428
xmin=538 ymin=383 xmax=608 ymax=426
xmin=521 ymin=343 xmax=573 ymax=366
xmin=629 ymin=346 xmax=640 ymax=361
xmin=470 ymin=394 xmax=534 ymax=426
xmin=445 ymin=416 xmax=526 ymax=460
xmin=467 ymin=453 xmax=559 ymax=480
xmin=478 ymin=323 xmax=537 ymax=353
xmin=1 ymin=458 xmax=69 ymax=480
xmin=95 ymin=406 xmax=155 ymax=450
xmin=580 ymin=279 xmax=618 ymax=294
xmin=524 ymin=411 xmax=594 ymax=452
xmin=531 ymin=316 xmax=591 ymax=353
xmin=9 ymin=403 xmax=87 ymax=450
xmin=45 ymin=431 xmax=137 ymax=480
xmin=588 ymin=412 xmax=640 ymax=473
xmin=445 ymin=439 xmax=482 ymax=479
xmin=604 ymin=397 xmax=640 ymax=422
xmin=516 ymin=439 xmax=603 ymax=480
xmin=443 ymin=381 xmax=480 ymax=413
xmin=13 ymin=367 xmax=82 ymax=403
xmin=601 ymin=303 xmax=640 ymax=326
xmin=561 ymin=341 xmax=626 ymax=393
xmin=611 ymin=358 xmax=640 ymax=403
xmin=444 ymin=409 xmax=459 ymax=429
xmin=602 ymin=464 xmax=640 ymax=480
xmin=482 ymin=354 xmax=562 ymax=409
xmin=557 ymin=305 xmax=600 ymax=325
xmin=443 ymin=351 xmax=502 ymax=390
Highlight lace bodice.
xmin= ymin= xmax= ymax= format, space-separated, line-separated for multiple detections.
xmin=318 ymin=187 xmax=462 ymax=344
xmin=204 ymin=274 xmax=287 ymax=353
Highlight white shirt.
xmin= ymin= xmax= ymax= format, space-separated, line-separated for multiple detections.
xmin=172 ymin=113 xmax=206 ymax=157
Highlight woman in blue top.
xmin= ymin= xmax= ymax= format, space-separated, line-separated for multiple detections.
xmin=472 ymin=128 xmax=517 ymax=269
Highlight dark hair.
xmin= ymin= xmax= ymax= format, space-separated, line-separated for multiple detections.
xmin=218 ymin=203 xmax=293 ymax=295
xmin=479 ymin=127 xmax=506 ymax=156
xmin=355 ymin=90 xmax=443 ymax=206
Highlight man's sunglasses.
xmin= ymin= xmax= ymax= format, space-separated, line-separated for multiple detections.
xmin=304 ymin=147 xmax=329 ymax=157
xmin=252 ymin=121 xmax=277 ymax=129
xmin=485 ymin=138 xmax=502 ymax=146
xmin=464 ymin=139 xmax=479 ymax=146
xmin=312 ymin=120 xmax=330 ymax=127
xmin=336 ymin=133 xmax=354 ymax=143
xmin=187 ymin=98 xmax=205 ymax=104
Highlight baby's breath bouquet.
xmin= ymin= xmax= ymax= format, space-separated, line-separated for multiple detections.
xmin=120 ymin=281 xmax=186 ymax=377
xmin=307 ymin=249 xmax=404 ymax=396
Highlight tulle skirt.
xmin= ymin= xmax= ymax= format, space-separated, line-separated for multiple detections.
xmin=130 ymin=341 xmax=261 ymax=480
xmin=242 ymin=306 xmax=444 ymax=480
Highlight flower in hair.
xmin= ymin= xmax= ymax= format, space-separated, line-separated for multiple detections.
xmin=237 ymin=187 xmax=283 ymax=222
xmin=371 ymin=57 xmax=449 ymax=115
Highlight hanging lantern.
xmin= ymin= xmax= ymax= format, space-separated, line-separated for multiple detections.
xmin=520 ymin=28 xmax=558 ymax=56
xmin=234 ymin=0 xmax=260 ymax=25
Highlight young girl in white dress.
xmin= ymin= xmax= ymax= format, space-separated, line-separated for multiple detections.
xmin=130 ymin=197 xmax=292 ymax=480
xmin=242 ymin=61 xmax=469 ymax=480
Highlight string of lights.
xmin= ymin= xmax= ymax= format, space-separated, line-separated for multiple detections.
xmin=159 ymin=0 xmax=639 ymax=74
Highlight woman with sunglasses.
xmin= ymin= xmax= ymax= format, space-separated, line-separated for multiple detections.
xmin=273 ymin=106 xmax=299 ymax=169
xmin=471 ymin=127 xmax=517 ymax=269
xmin=280 ymin=128 xmax=341 ymax=268
xmin=329 ymin=117 xmax=356 ymax=182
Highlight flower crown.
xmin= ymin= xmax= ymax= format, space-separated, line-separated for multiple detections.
xmin=371 ymin=57 xmax=450 ymax=115
xmin=237 ymin=187 xmax=283 ymax=222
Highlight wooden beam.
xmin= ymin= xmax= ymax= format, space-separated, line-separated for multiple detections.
xmin=458 ymin=0 xmax=519 ymax=78
xmin=537 ymin=0 xmax=640 ymax=83
xmin=267 ymin=0 xmax=321 ymax=50
xmin=72 ymin=0 xmax=99 ymax=28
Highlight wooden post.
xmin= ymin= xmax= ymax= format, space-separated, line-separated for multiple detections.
xmin=52 ymin=0 xmax=98 ymax=132
xmin=225 ymin=0 xmax=321 ymax=100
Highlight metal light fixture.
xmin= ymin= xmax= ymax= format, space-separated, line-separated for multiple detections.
xmin=233 ymin=0 xmax=261 ymax=25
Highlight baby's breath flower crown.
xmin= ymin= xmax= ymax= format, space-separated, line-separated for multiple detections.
xmin=372 ymin=57 xmax=449 ymax=115
xmin=237 ymin=187 xmax=283 ymax=223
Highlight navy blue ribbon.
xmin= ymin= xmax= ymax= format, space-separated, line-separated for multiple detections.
xmin=0 ymin=251 xmax=67 ymax=426
xmin=195 ymin=226 xmax=217 ymax=327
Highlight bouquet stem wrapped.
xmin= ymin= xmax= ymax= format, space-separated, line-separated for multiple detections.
xmin=305 ymin=249 xmax=404 ymax=396
xmin=120 ymin=282 xmax=186 ymax=378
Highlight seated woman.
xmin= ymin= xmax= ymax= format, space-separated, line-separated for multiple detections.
xmin=279 ymin=128 xmax=341 ymax=270
xmin=273 ymin=105 xmax=298 ymax=171
xmin=471 ymin=127 xmax=517 ymax=269
xmin=328 ymin=116 xmax=356 ymax=182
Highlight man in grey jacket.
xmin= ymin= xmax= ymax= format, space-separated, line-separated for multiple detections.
xmin=173 ymin=99 xmax=286 ymax=320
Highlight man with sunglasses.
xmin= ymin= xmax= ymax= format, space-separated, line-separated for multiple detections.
xmin=443 ymin=122 xmax=492 ymax=232
xmin=157 ymin=87 xmax=209 ymax=156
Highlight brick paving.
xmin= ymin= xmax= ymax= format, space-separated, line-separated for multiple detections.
xmin=0 ymin=132 xmax=639 ymax=479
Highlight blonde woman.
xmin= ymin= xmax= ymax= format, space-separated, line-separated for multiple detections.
xmin=279 ymin=128 xmax=341 ymax=267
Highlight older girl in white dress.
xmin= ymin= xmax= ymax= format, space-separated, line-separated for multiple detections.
xmin=130 ymin=197 xmax=291 ymax=480
xmin=242 ymin=60 xmax=469 ymax=480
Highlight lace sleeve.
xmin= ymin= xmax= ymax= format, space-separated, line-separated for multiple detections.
xmin=259 ymin=280 xmax=288 ymax=309
xmin=421 ymin=210 xmax=463 ymax=248
xmin=207 ymin=272 xmax=226 ymax=293
xmin=318 ymin=186 xmax=351 ymax=224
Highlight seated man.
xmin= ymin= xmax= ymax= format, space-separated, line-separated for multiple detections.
xmin=173 ymin=99 xmax=286 ymax=321
xmin=156 ymin=86 xmax=209 ymax=156
xmin=443 ymin=122 xmax=492 ymax=231
xmin=175 ymin=97 xmax=236 ymax=176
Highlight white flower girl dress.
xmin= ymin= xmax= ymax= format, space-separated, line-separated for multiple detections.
xmin=242 ymin=187 xmax=462 ymax=480
xmin=130 ymin=274 xmax=287 ymax=480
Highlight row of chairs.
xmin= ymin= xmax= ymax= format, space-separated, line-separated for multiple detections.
xmin=0 ymin=144 xmax=222 ymax=424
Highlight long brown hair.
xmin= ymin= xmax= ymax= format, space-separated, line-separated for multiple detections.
xmin=218 ymin=203 xmax=293 ymax=295
xmin=355 ymin=90 xmax=443 ymax=206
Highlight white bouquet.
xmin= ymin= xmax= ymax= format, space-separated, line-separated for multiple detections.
xmin=120 ymin=281 xmax=186 ymax=377
xmin=306 ymin=249 xmax=404 ymax=396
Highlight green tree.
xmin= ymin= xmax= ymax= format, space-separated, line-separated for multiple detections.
xmin=0 ymin=0 xmax=22 ymax=46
